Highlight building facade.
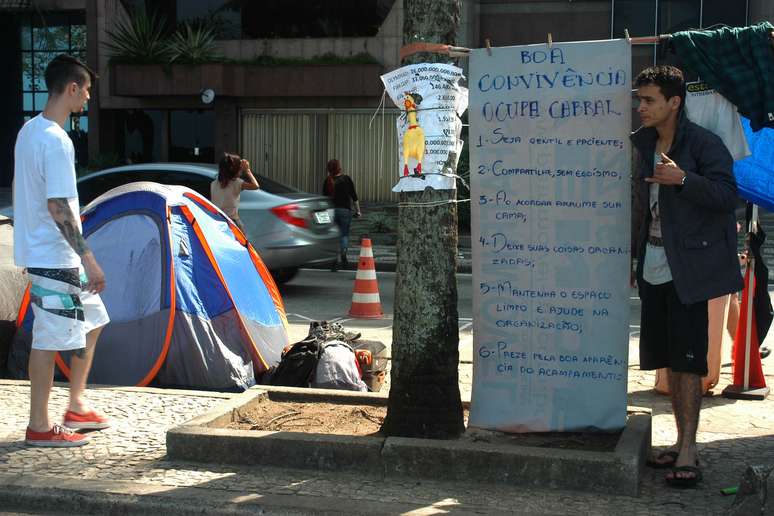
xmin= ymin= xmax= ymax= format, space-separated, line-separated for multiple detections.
xmin=0 ymin=0 xmax=768 ymax=199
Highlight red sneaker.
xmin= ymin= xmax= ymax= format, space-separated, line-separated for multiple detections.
xmin=63 ymin=409 xmax=111 ymax=430
xmin=26 ymin=424 xmax=89 ymax=447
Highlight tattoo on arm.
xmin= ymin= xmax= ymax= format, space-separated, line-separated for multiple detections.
xmin=47 ymin=198 xmax=90 ymax=256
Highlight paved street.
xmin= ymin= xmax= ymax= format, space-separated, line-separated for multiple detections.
xmin=279 ymin=268 xmax=473 ymax=349
xmin=281 ymin=268 xmax=642 ymax=397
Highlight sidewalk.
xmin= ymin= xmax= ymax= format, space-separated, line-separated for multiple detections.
xmin=1 ymin=347 xmax=772 ymax=515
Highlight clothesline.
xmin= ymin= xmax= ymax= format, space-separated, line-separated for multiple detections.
xmin=399 ymin=29 xmax=774 ymax=59
xmin=630 ymin=30 xmax=774 ymax=45
xmin=628 ymin=35 xmax=672 ymax=45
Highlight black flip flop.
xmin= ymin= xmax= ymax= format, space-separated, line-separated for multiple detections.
xmin=665 ymin=465 xmax=703 ymax=488
xmin=646 ymin=450 xmax=679 ymax=469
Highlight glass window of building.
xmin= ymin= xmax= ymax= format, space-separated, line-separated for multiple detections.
xmin=116 ymin=110 xmax=164 ymax=164
xmin=20 ymin=12 xmax=88 ymax=164
xmin=170 ymin=110 xmax=215 ymax=164
xmin=123 ymin=0 xmax=395 ymax=39
xmin=612 ymin=0 xmax=749 ymax=70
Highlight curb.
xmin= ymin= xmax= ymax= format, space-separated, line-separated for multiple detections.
xmin=167 ymin=387 xmax=651 ymax=497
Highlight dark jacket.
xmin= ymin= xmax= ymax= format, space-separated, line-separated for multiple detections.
xmin=631 ymin=110 xmax=744 ymax=304
xmin=322 ymin=174 xmax=358 ymax=211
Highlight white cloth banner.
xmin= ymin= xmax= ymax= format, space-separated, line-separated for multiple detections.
xmin=380 ymin=63 xmax=468 ymax=192
xmin=469 ymin=40 xmax=632 ymax=432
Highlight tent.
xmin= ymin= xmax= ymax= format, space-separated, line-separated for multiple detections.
xmin=8 ymin=182 xmax=289 ymax=390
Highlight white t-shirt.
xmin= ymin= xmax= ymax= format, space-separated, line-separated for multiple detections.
xmin=210 ymin=177 xmax=244 ymax=219
xmin=685 ymin=82 xmax=751 ymax=161
xmin=13 ymin=114 xmax=82 ymax=269
xmin=643 ymin=153 xmax=673 ymax=285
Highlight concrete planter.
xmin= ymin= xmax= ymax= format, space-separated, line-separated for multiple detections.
xmin=111 ymin=62 xmax=385 ymax=98
xmin=167 ymin=386 xmax=652 ymax=496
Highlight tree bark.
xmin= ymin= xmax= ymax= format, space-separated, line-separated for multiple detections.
xmin=381 ymin=0 xmax=464 ymax=439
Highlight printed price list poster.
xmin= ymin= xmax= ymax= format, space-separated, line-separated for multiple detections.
xmin=469 ymin=40 xmax=632 ymax=432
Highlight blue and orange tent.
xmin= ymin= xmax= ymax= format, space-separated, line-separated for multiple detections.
xmin=8 ymin=182 xmax=289 ymax=390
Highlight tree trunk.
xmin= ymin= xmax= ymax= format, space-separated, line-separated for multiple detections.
xmin=381 ymin=0 xmax=464 ymax=439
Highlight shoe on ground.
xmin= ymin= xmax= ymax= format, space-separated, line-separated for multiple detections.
xmin=63 ymin=409 xmax=111 ymax=430
xmin=761 ymin=346 xmax=771 ymax=359
xmin=25 ymin=424 xmax=89 ymax=447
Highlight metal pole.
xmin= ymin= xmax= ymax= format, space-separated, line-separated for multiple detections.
xmin=653 ymin=0 xmax=659 ymax=66
xmin=610 ymin=0 xmax=615 ymax=39
xmin=699 ymin=0 xmax=703 ymax=28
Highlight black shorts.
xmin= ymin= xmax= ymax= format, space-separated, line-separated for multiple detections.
xmin=639 ymin=280 xmax=708 ymax=375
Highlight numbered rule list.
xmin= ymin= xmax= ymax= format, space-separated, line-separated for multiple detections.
xmin=469 ymin=40 xmax=632 ymax=432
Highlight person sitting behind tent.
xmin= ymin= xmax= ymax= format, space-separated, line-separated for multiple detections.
xmin=210 ymin=153 xmax=259 ymax=232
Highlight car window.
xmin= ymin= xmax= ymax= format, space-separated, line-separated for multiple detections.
xmin=78 ymin=171 xmax=154 ymax=205
xmin=79 ymin=169 xmax=215 ymax=204
xmin=156 ymin=171 xmax=212 ymax=198
xmin=256 ymin=175 xmax=301 ymax=194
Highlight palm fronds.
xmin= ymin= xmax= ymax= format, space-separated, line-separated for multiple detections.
xmin=103 ymin=12 xmax=172 ymax=63
xmin=167 ymin=24 xmax=221 ymax=64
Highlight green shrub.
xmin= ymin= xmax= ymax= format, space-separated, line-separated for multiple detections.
xmin=243 ymin=52 xmax=379 ymax=66
xmin=167 ymin=24 xmax=221 ymax=64
xmin=104 ymin=12 xmax=172 ymax=63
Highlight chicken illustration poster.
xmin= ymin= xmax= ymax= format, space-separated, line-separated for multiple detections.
xmin=381 ymin=63 xmax=468 ymax=192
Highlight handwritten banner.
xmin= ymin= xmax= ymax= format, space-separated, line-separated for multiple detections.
xmin=469 ymin=40 xmax=632 ymax=432
xmin=381 ymin=63 xmax=468 ymax=192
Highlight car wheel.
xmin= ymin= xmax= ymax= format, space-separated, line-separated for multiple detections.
xmin=271 ymin=267 xmax=299 ymax=284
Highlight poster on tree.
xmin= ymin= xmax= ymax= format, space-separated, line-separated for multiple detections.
xmin=468 ymin=39 xmax=632 ymax=432
xmin=380 ymin=63 xmax=468 ymax=192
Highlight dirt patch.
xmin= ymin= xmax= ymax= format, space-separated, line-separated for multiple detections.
xmin=232 ymin=401 xmax=385 ymax=436
xmin=227 ymin=399 xmax=620 ymax=452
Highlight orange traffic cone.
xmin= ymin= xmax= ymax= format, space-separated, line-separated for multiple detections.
xmin=723 ymin=266 xmax=769 ymax=400
xmin=349 ymin=238 xmax=383 ymax=319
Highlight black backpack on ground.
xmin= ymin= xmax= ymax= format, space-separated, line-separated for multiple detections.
xmin=269 ymin=320 xmax=363 ymax=388
xmin=270 ymin=339 xmax=322 ymax=387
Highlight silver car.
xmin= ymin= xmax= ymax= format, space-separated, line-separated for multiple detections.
xmin=76 ymin=163 xmax=339 ymax=283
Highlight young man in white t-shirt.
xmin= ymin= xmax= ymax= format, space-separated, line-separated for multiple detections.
xmin=13 ymin=54 xmax=110 ymax=447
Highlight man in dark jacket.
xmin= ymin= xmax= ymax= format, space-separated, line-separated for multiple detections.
xmin=631 ymin=65 xmax=743 ymax=488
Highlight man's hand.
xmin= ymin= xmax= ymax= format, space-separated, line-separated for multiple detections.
xmin=81 ymin=252 xmax=106 ymax=294
xmin=645 ymin=153 xmax=687 ymax=186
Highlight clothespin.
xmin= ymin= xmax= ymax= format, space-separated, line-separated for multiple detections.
xmin=485 ymin=38 xmax=492 ymax=56
xmin=547 ymin=33 xmax=552 ymax=48
xmin=624 ymin=29 xmax=631 ymax=43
